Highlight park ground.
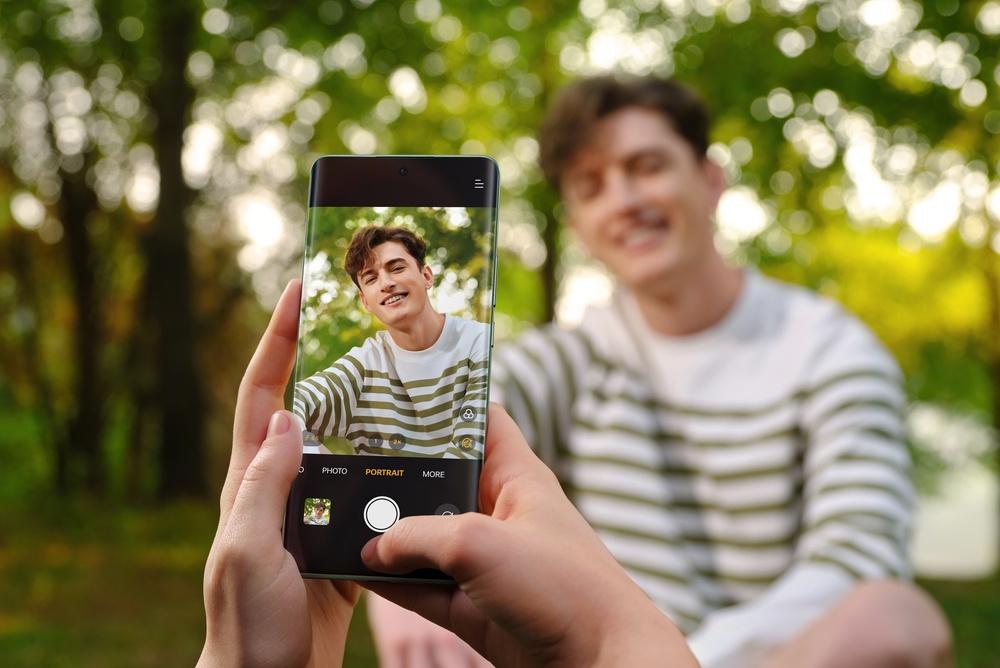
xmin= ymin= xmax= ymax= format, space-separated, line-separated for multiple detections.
xmin=0 ymin=501 xmax=997 ymax=667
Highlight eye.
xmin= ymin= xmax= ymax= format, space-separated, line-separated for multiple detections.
xmin=633 ymin=152 xmax=666 ymax=174
xmin=567 ymin=173 xmax=600 ymax=201
xmin=391 ymin=265 xmax=404 ymax=273
xmin=362 ymin=274 xmax=376 ymax=285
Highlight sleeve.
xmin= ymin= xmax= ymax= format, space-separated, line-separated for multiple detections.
xmin=292 ymin=354 xmax=364 ymax=439
xmin=687 ymin=311 xmax=912 ymax=668
xmin=489 ymin=326 xmax=588 ymax=466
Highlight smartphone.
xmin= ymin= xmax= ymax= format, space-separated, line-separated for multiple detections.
xmin=282 ymin=155 xmax=499 ymax=582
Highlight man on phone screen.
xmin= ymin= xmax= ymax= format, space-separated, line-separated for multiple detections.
xmin=293 ymin=225 xmax=489 ymax=459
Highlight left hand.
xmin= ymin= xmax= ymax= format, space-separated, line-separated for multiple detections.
xmin=367 ymin=591 xmax=494 ymax=668
xmin=198 ymin=279 xmax=359 ymax=668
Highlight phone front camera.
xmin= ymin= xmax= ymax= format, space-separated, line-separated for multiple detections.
xmin=398 ymin=167 xmax=408 ymax=176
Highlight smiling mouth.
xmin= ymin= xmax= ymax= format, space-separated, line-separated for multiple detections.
xmin=620 ymin=210 xmax=670 ymax=251
xmin=381 ymin=292 xmax=408 ymax=306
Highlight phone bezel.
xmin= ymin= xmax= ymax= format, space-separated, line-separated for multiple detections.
xmin=285 ymin=154 xmax=500 ymax=583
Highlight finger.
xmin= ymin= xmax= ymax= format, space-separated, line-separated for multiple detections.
xmin=363 ymin=582 xmax=468 ymax=642
xmin=222 ymin=279 xmax=301 ymax=516
xmin=478 ymin=404 xmax=557 ymax=515
xmin=226 ymin=410 xmax=303 ymax=536
xmin=428 ymin=633 xmax=479 ymax=668
xmin=466 ymin=647 xmax=494 ymax=668
xmin=403 ymin=640 xmax=434 ymax=668
xmin=361 ymin=514 xmax=501 ymax=581
xmin=366 ymin=583 xmax=492 ymax=663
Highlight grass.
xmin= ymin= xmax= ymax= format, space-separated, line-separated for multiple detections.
xmin=1 ymin=501 xmax=997 ymax=667
xmin=0 ymin=501 xmax=376 ymax=667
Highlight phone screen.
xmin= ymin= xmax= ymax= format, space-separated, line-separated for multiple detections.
xmin=282 ymin=156 xmax=498 ymax=581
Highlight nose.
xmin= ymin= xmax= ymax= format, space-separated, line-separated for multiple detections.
xmin=604 ymin=169 xmax=641 ymax=215
xmin=379 ymin=271 xmax=396 ymax=292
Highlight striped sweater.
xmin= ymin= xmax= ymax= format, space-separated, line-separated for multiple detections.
xmin=491 ymin=271 xmax=912 ymax=667
xmin=293 ymin=315 xmax=490 ymax=458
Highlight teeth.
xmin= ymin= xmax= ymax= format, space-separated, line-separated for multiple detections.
xmin=622 ymin=227 xmax=664 ymax=248
xmin=384 ymin=294 xmax=405 ymax=305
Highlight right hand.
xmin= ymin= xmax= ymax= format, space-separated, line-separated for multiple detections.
xmin=361 ymin=405 xmax=698 ymax=668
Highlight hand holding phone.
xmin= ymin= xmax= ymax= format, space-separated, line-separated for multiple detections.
xmin=200 ymin=280 xmax=358 ymax=668
xmin=201 ymin=285 xmax=695 ymax=667
xmin=361 ymin=405 xmax=699 ymax=668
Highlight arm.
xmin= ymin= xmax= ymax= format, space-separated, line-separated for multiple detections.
xmin=200 ymin=280 xmax=358 ymax=668
xmin=687 ymin=315 xmax=912 ymax=668
xmin=293 ymin=357 xmax=362 ymax=441
xmin=490 ymin=326 xmax=588 ymax=464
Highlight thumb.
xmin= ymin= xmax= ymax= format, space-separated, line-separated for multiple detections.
xmin=227 ymin=410 xmax=303 ymax=532
xmin=361 ymin=513 xmax=502 ymax=582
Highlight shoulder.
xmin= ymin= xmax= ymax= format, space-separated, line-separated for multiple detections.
xmin=327 ymin=335 xmax=385 ymax=375
xmin=451 ymin=315 xmax=490 ymax=340
xmin=756 ymin=274 xmax=900 ymax=381
xmin=494 ymin=319 xmax=604 ymax=383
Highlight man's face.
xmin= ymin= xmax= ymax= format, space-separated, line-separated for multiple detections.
xmin=357 ymin=240 xmax=434 ymax=329
xmin=560 ymin=107 xmax=725 ymax=293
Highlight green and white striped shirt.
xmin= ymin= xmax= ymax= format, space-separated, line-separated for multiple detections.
xmin=491 ymin=272 xmax=911 ymax=667
xmin=294 ymin=315 xmax=490 ymax=459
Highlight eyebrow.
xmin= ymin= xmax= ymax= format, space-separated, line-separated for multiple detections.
xmin=360 ymin=256 xmax=408 ymax=278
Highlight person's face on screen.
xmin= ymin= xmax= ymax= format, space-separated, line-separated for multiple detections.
xmin=560 ymin=107 xmax=725 ymax=294
xmin=357 ymin=240 xmax=434 ymax=330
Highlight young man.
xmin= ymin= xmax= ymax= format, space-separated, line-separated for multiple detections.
xmin=293 ymin=225 xmax=489 ymax=459
xmin=303 ymin=499 xmax=330 ymax=526
xmin=369 ymin=77 xmax=952 ymax=667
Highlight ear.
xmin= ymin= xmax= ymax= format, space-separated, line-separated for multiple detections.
xmin=703 ymin=156 xmax=727 ymax=209
xmin=358 ymin=289 xmax=371 ymax=312
xmin=422 ymin=264 xmax=433 ymax=289
xmin=562 ymin=207 xmax=592 ymax=259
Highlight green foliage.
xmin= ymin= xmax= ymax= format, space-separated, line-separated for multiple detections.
xmin=0 ymin=0 xmax=996 ymax=574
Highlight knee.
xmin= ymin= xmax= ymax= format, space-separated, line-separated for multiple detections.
xmin=839 ymin=580 xmax=952 ymax=668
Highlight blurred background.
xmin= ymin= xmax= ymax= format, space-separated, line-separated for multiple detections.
xmin=0 ymin=0 xmax=997 ymax=665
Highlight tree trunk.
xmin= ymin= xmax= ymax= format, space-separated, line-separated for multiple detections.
xmin=540 ymin=209 xmax=560 ymax=324
xmin=58 ymin=163 xmax=105 ymax=494
xmin=147 ymin=3 xmax=205 ymax=498
xmin=7 ymin=230 xmax=72 ymax=492
xmin=537 ymin=35 xmax=560 ymax=325
xmin=982 ymin=246 xmax=1000 ymax=575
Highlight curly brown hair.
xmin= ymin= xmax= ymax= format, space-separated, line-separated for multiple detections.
xmin=539 ymin=76 xmax=711 ymax=191
xmin=343 ymin=226 xmax=427 ymax=288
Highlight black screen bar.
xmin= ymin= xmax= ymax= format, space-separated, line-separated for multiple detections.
xmin=308 ymin=155 xmax=499 ymax=208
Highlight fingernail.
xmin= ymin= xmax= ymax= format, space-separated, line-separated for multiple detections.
xmin=268 ymin=411 xmax=290 ymax=437
xmin=360 ymin=537 xmax=379 ymax=563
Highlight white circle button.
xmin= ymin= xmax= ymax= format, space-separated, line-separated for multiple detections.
xmin=364 ymin=496 xmax=400 ymax=533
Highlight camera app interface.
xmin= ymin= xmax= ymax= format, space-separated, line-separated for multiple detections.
xmin=284 ymin=204 xmax=495 ymax=579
